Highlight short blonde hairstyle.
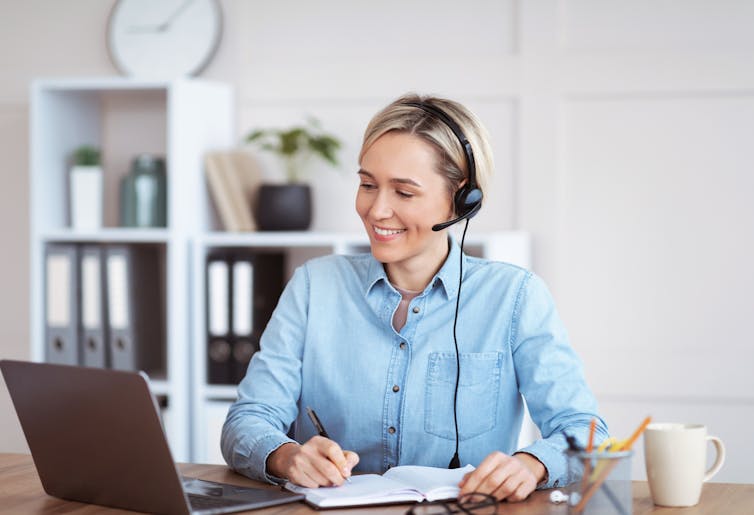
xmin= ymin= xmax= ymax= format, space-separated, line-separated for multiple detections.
xmin=359 ymin=93 xmax=493 ymax=211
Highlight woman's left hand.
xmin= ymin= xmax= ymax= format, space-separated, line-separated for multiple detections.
xmin=458 ymin=451 xmax=545 ymax=502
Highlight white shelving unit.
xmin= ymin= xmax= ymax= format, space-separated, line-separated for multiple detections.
xmin=29 ymin=77 xmax=234 ymax=462
xmin=190 ymin=230 xmax=532 ymax=464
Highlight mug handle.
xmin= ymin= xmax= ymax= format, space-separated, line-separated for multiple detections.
xmin=703 ymin=436 xmax=725 ymax=482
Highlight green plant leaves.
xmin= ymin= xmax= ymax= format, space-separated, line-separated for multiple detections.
xmin=73 ymin=145 xmax=101 ymax=166
xmin=245 ymin=118 xmax=342 ymax=182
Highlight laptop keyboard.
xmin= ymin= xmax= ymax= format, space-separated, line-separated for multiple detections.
xmin=188 ymin=493 xmax=248 ymax=509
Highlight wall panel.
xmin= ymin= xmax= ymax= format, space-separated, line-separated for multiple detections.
xmin=563 ymin=0 xmax=754 ymax=52
xmin=0 ymin=106 xmax=31 ymax=454
xmin=560 ymin=95 xmax=754 ymax=400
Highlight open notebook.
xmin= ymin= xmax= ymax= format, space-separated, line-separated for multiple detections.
xmin=285 ymin=464 xmax=475 ymax=508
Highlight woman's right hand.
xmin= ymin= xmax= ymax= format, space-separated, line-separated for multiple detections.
xmin=266 ymin=437 xmax=359 ymax=487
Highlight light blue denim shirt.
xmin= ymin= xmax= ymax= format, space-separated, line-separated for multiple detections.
xmin=221 ymin=239 xmax=608 ymax=489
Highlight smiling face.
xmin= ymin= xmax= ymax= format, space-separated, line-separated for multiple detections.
xmin=356 ymin=131 xmax=455 ymax=290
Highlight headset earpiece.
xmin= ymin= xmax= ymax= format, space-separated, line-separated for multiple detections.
xmin=455 ymin=186 xmax=483 ymax=216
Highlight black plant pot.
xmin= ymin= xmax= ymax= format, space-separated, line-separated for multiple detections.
xmin=255 ymin=184 xmax=312 ymax=231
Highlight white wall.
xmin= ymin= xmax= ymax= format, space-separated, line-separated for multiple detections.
xmin=1 ymin=0 xmax=752 ymax=482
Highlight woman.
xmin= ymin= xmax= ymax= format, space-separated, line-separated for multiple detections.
xmin=221 ymin=94 xmax=608 ymax=502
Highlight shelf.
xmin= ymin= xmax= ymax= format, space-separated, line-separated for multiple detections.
xmin=33 ymin=76 xmax=230 ymax=92
xmin=40 ymin=228 xmax=171 ymax=244
xmin=202 ymin=384 xmax=240 ymax=401
xmin=200 ymin=231 xmax=368 ymax=247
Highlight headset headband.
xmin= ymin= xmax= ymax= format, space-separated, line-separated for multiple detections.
xmin=402 ymin=101 xmax=478 ymax=191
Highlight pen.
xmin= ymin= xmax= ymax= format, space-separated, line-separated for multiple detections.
xmin=306 ymin=406 xmax=330 ymax=438
xmin=305 ymin=407 xmax=351 ymax=483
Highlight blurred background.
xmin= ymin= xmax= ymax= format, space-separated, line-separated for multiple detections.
xmin=1 ymin=0 xmax=752 ymax=482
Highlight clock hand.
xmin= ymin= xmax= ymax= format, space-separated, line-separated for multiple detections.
xmin=126 ymin=0 xmax=195 ymax=34
xmin=154 ymin=0 xmax=195 ymax=31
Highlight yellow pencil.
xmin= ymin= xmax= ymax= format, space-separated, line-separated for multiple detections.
xmin=616 ymin=416 xmax=652 ymax=451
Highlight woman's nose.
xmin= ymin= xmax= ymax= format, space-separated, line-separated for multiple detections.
xmin=369 ymin=191 xmax=394 ymax=219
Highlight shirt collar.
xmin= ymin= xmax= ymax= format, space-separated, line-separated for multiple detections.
xmin=364 ymin=236 xmax=464 ymax=301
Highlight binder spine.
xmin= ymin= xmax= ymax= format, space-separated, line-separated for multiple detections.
xmin=229 ymin=252 xmax=285 ymax=385
xmin=207 ymin=255 xmax=231 ymax=385
xmin=44 ymin=243 xmax=80 ymax=365
xmin=106 ymin=245 xmax=164 ymax=373
xmin=79 ymin=245 xmax=108 ymax=368
xmin=230 ymin=258 xmax=255 ymax=384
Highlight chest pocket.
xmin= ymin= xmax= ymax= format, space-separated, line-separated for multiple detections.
xmin=424 ymin=352 xmax=503 ymax=441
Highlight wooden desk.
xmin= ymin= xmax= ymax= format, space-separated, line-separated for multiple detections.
xmin=2 ymin=453 xmax=752 ymax=514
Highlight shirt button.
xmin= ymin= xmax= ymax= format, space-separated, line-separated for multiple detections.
xmin=388 ymin=426 xmax=396 ymax=434
xmin=412 ymin=306 xmax=420 ymax=314
xmin=399 ymin=342 xmax=406 ymax=350
xmin=392 ymin=385 xmax=400 ymax=392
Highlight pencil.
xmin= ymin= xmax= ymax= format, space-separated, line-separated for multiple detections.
xmin=586 ymin=418 xmax=597 ymax=453
xmin=616 ymin=416 xmax=652 ymax=451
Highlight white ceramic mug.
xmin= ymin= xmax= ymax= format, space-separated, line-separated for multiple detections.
xmin=644 ymin=423 xmax=725 ymax=507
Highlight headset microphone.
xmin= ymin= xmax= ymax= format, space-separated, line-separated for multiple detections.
xmin=404 ymin=101 xmax=483 ymax=469
xmin=431 ymin=191 xmax=482 ymax=232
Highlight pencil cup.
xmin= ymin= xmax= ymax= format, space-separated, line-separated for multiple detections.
xmin=566 ymin=450 xmax=632 ymax=515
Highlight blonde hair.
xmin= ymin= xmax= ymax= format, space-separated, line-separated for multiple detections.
xmin=359 ymin=93 xmax=493 ymax=209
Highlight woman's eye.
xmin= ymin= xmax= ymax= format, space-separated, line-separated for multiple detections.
xmin=359 ymin=182 xmax=376 ymax=190
xmin=397 ymin=190 xmax=414 ymax=198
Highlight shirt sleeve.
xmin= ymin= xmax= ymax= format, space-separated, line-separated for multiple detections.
xmin=510 ymin=272 xmax=609 ymax=489
xmin=220 ymin=265 xmax=310 ymax=483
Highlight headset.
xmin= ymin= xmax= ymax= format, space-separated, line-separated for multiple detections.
xmin=403 ymin=101 xmax=483 ymax=231
xmin=403 ymin=101 xmax=483 ymax=468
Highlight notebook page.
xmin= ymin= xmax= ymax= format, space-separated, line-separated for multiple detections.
xmin=382 ymin=464 xmax=475 ymax=501
xmin=285 ymin=474 xmax=424 ymax=507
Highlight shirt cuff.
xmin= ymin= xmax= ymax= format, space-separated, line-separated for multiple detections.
xmin=231 ymin=432 xmax=296 ymax=484
xmin=517 ymin=439 xmax=566 ymax=489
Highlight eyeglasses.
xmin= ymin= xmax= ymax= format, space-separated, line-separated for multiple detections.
xmin=405 ymin=492 xmax=498 ymax=515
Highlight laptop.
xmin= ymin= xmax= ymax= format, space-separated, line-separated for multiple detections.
xmin=0 ymin=360 xmax=304 ymax=514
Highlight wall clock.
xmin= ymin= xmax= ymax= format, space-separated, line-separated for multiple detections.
xmin=107 ymin=0 xmax=222 ymax=79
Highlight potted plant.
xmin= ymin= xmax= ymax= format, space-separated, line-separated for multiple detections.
xmin=69 ymin=145 xmax=103 ymax=230
xmin=245 ymin=118 xmax=341 ymax=231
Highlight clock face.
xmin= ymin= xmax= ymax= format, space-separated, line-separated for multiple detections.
xmin=107 ymin=0 xmax=222 ymax=79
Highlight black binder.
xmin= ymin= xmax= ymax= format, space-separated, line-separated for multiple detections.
xmin=229 ymin=252 xmax=284 ymax=384
xmin=206 ymin=253 xmax=232 ymax=385
xmin=205 ymin=251 xmax=285 ymax=384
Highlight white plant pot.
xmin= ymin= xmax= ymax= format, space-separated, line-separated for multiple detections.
xmin=69 ymin=165 xmax=103 ymax=230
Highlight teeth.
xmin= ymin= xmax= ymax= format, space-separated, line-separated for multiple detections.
xmin=374 ymin=226 xmax=404 ymax=236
